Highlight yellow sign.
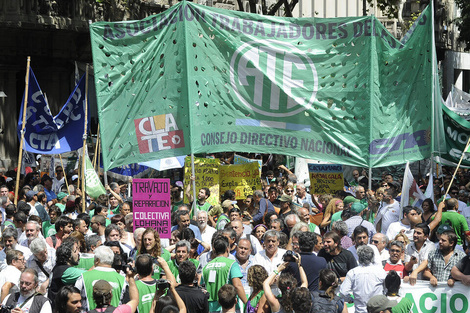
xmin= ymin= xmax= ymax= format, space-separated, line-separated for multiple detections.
xmin=308 ymin=164 xmax=344 ymax=194
xmin=184 ymin=157 xmax=220 ymax=205
xmin=219 ymin=162 xmax=260 ymax=200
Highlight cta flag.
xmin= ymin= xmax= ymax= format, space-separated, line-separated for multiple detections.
xmin=84 ymin=154 xmax=106 ymax=199
xmin=90 ymin=2 xmax=436 ymax=171
xmin=17 ymin=69 xmax=88 ymax=154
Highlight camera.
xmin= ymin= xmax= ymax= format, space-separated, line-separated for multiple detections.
xmin=0 ymin=305 xmax=13 ymax=313
xmin=282 ymin=250 xmax=298 ymax=262
xmin=156 ymin=279 xmax=170 ymax=290
xmin=152 ymin=257 xmax=160 ymax=267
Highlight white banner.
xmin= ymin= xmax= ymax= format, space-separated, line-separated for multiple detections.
xmin=400 ymin=280 xmax=469 ymax=313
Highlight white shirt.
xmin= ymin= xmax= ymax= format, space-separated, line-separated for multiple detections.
xmin=404 ymin=239 xmax=435 ymax=279
xmin=2 ymin=293 xmax=52 ymax=313
xmin=339 ymin=264 xmax=387 ymax=313
xmin=199 ymin=225 xmax=216 ymax=247
xmin=386 ymin=221 xmax=414 ymax=242
xmin=0 ymin=265 xmax=21 ymax=292
xmin=52 ymin=177 xmax=65 ymax=194
xmin=347 ymin=244 xmax=382 ymax=266
xmin=379 ymin=248 xmax=390 ymax=262
xmin=252 ymin=248 xmax=287 ymax=274
xmin=375 ymin=200 xmax=400 ymax=234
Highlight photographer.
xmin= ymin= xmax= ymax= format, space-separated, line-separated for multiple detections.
xmin=2 ymin=269 xmax=51 ymax=313
xmin=74 ymin=246 xmax=125 ymax=311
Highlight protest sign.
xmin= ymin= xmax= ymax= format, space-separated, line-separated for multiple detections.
xmin=400 ymin=281 xmax=468 ymax=313
xmin=219 ymin=162 xmax=260 ymax=200
xmin=183 ymin=157 xmax=219 ymax=206
xmin=133 ymin=178 xmax=171 ymax=238
xmin=233 ymin=154 xmax=262 ymax=177
xmin=308 ymin=164 xmax=344 ymax=194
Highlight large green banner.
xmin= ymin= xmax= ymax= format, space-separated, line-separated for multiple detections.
xmin=437 ymin=105 xmax=470 ymax=167
xmin=90 ymin=2 xmax=435 ymax=171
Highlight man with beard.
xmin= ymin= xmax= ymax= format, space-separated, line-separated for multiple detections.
xmin=0 ymin=228 xmax=31 ymax=271
xmin=423 ymin=230 xmax=465 ymax=287
xmin=0 ymin=250 xmax=26 ymax=302
xmin=2 ymin=269 xmax=51 ymax=313
xmin=19 ymin=221 xmax=44 ymax=248
xmin=186 ymin=177 xmax=212 ymax=218
xmin=197 ymin=210 xmax=216 ymax=247
xmin=46 ymin=216 xmax=73 ymax=249
xmin=167 ymin=240 xmax=199 ymax=283
xmin=318 ymin=231 xmax=357 ymax=281
xmin=405 ymin=223 xmax=435 ymax=285
xmin=48 ymin=237 xmax=85 ymax=309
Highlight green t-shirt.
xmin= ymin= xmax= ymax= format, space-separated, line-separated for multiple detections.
xmin=62 ymin=267 xmax=86 ymax=285
xmin=391 ymin=296 xmax=413 ymax=313
xmin=245 ymin=290 xmax=264 ymax=313
xmin=136 ymin=280 xmax=157 ymax=313
xmin=151 ymin=248 xmax=172 ymax=280
xmin=167 ymin=258 xmax=199 ymax=283
xmin=56 ymin=203 xmax=65 ymax=213
xmin=82 ymin=269 xmax=125 ymax=310
xmin=202 ymin=256 xmax=243 ymax=312
xmin=42 ymin=221 xmax=56 ymax=238
xmin=440 ymin=211 xmax=469 ymax=245
xmin=331 ymin=211 xmax=343 ymax=224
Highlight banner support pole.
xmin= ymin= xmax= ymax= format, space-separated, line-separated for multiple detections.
xmin=368 ymin=167 xmax=372 ymax=191
xmin=59 ymin=154 xmax=69 ymax=194
xmin=444 ymin=136 xmax=470 ymax=199
xmin=191 ymin=153 xmax=197 ymax=217
xmin=93 ymin=124 xmax=100 ymax=170
xmin=81 ymin=64 xmax=89 ymax=213
xmin=15 ymin=56 xmax=31 ymax=205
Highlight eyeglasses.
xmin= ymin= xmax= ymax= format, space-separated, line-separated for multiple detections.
xmin=286 ymin=190 xmax=294 ymax=193
xmin=56 ymin=170 xmax=63 ymax=173
xmin=371 ymin=240 xmax=380 ymax=244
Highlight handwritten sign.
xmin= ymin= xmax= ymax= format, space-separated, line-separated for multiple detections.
xmin=133 ymin=178 xmax=171 ymax=238
xmin=220 ymin=163 xmax=260 ymax=200
xmin=308 ymin=164 xmax=344 ymax=195
xmin=184 ymin=157 xmax=220 ymax=205
xmin=234 ymin=154 xmax=262 ymax=177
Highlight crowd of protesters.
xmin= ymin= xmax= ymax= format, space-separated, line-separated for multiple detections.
xmin=0 ymin=156 xmax=470 ymax=313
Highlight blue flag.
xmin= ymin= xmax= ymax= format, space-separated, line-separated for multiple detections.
xmin=17 ymin=68 xmax=88 ymax=154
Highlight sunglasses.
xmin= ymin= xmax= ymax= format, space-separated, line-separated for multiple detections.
xmin=286 ymin=190 xmax=294 ymax=193
xmin=371 ymin=240 xmax=380 ymax=244
xmin=56 ymin=170 xmax=63 ymax=173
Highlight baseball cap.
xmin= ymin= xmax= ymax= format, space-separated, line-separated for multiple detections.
xmin=93 ymin=280 xmax=112 ymax=295
xmin=436 ymin=224 xmax=453 ymax=234
xmin=367 ymin=295 xmax=397 ymax=313
xmin=279 ymin=194 xmax=292 ymax=203
xmin=71 ymin=175 xmax=78 ymax=182
xmin=25 ymin=190 xmax=38 ymax=201
xmin=222 ymin=200 xmax=235 ymax=210
xmin=57 ymin=192 xmax=68 ymax=201
xmin=343 ymin=196 xmax=359 ymax=206
xmin=350 ymin=202 xmax=366 ymax=214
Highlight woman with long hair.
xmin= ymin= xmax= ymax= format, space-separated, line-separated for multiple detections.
xmin=421 ymin=198 xmax=436 ymax=225
xmin=245 ymin=265 xmax=269 ymax=313
xmin=320 ymin=198 xmax=344 ymax=229
xmin=311 ymin=269 xmax=347 ymax=313
xmin=263 ymin=254 xmax=308 ymax=313
xmin=140 ymin=227 xmax=171 ymax=279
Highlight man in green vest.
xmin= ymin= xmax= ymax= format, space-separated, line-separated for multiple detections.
xmin=167 ymin=240 xmax=199 ymax=283
xmin=202 ymin=236 xmax=247 ymax=312
xmin=185 ymin=176 xmax=213 ymax=219
xmin=134 ymin=254 xmax=156 ymax=313
xmin=91 ymin=273 xmax=139 ymax=313
xmin=74 ymin=245 xmax=126 ymax=311
xmin=216 ymin=200 xmax=233 ymax=231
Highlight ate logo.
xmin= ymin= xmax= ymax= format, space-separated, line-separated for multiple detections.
xmin=230 ymin=40 xmax=318 ymax=117
xmin=134 ymin=113 xmax=185 ymax=154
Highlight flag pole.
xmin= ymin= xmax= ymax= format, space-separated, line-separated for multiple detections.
xmin=190 ymin=153 xmax=197 ymax=217
xmin=93 ymin=124 xmax=100 ymax=170
xmin=81 ymin=64 xmax=89 ymax=213
xmin=59 ymin=154 xmax=69 ymax=194
xmin=15 ymin=57 xmax=31 ymax=205
xmin=443 ymin=136 xmax=470 ymax=199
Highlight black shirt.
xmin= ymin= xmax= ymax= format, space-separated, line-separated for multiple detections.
xmin=317 ymin=248 xmax=357 ymax=279
xmin=174 ymin=285 xmax=209 ymax=313
xmin=283 ymin=252 xmax=328 ymax=292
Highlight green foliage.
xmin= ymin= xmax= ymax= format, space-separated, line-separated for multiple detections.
xmin=455 ymin=0 xmax=470 ymax=50
xmin=366 ymin=0 xmax=401 ymax=19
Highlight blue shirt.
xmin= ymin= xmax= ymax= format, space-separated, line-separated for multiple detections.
xmin=253 ymin=198 xmax=275 ymax=224
xmin=44 ymin=188 xmax=57 ymax=202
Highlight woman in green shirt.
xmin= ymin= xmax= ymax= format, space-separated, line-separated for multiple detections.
xmin=245 ymin=265 xmax=269 ymax=313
